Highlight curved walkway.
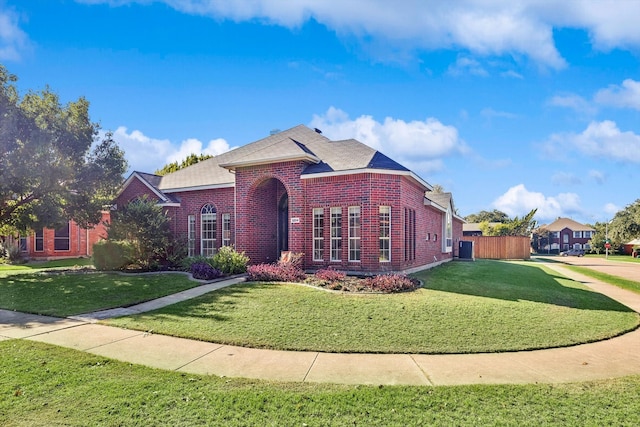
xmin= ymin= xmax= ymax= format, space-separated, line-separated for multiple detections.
xmin=1 ymin=262 xmax=639 ymax=386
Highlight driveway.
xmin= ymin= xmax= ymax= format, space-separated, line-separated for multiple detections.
xmin=536 ymin=255 xmax=640 ymax=283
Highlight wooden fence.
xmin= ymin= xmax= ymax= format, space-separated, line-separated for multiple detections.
xmin=461 ymin=236 xmax=531 ymax=260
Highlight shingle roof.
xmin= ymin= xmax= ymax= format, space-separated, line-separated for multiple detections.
xmin=126 ymin=125 xmax=432 ymax=194
xmin=542 ymin=217 xmax=594 ymax=232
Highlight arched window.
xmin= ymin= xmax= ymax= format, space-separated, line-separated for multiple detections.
xmin=201 ymin=204 xmax=217 ymax=256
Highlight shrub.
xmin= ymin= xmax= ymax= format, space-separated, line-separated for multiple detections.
xmin=313 ymin=268 xmax=346 ymax=285
xmin=190 ymin=262 xmax=223 ymax=281
xmin=363 ymin=274 xmax=420 ymax=293
xmin=181 ymin=255 xmax=214 ymax=271
xmin=247 ymin=262 xmax=306 ymax=283
xmin=92 ymin=240 xmax=133 ymax=270
xmin=211 ymin=246 xmax=249 ymax=275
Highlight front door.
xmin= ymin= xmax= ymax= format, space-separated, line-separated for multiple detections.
xmin=278 ymin=193 xmax=289 ymax=254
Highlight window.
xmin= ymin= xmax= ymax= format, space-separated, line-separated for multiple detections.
xmin=19 ymin=236 xmax=27 ymax=252
xmin=35 ymin=229 xmax=44 ymax=252
xmin=583 ymin=231 xmax=592 ymax=238
xmin=573 ymin=231 xmax=582 ymax=238
xmin=563 ymin=234 xmax=569 ymax=244
xmin=584 ymin=243 xmax=591 ymax=250
xmin=313 ymin=208 xmax=324 ymax=261
xmin=222 ymin=213 xmax=231 ymax=247
xmin=348 ymin=206 xmax=361 ymax=262
xmin=330 ymin=207 xmax=342 ymax=261
xmin=187 ymin=215 xmax=196 ymax=257
xmin=404 ymin=208 xmax=416 ymax=261
xmin=573 ymin=243 xmax=582 ymax=250
xmin=379 ymin=206 xmax=391 ymax=262
xmin=551 ymin=232 xmax=559 ymax=238
xmin=444 ymin=208 xmax=453 ymax=253
xmin=201 ymin=204 xmax=217 ymax=256
xmin=54 ymin=222 xmax=70 ymax=251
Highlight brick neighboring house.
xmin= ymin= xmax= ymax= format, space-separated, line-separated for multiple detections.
xmin=535 ymin=217 xmax=595 ymax=253
xmin=6 ymin=212 xmax=110 ymax=260
xmin=116 ymin=125 xmax=465 ymax=274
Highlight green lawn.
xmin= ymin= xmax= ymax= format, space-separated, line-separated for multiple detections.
xmin=0 ymin=271 xmax=200 ymax=317
xmin=1 ymin=340 xmax=639 ymax=426
xmin=103 ymin=260 xmax=640 ymax=354
xmin=564 ymin=265 xmax=640 ymax=294
xmin=585 ymin=254 xmax=640 ymax=263
xmin=0 ymin=257 xmax=94 ymax=272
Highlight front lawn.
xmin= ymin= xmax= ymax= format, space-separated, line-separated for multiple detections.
xmin=104 ymin=260 xmax=640 ymax=354
xmin=0 ymin=257 xmax=93 ymax=273
xmin=2 ymin=340 xmax=639 ymax=426
xmin=0 ymin=272 xmax=200 ymax=317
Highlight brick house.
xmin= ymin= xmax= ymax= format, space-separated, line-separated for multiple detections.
xmin=535 ymin=217 xmax=595 ymax=253
xmin=116 ymin=125 xmax=464 ymax=273
xmin=7 ymin=212 xmax=109 ymax=260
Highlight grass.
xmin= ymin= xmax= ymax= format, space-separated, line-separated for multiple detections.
xmin=103 ymin=260 xmax=640 ymax=354
xmin=0 ymin=257 xmax=94 ymax=272
xmin=0 ymin=271 xmax=200 ymax=317
xmin=1 ymin=340 xmax=639 ymax=426
xmin=563 ymin=265 xmax=640 ymax=294
xmin=586 ymin=254 xmax=640 ymax=263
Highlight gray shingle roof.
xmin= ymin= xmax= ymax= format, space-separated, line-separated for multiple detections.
xmin=131 ymin=125 xmax=429 ymax=193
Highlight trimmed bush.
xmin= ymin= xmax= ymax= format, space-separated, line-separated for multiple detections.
xmin=363 ymin=274 xmax=420 ymax=293
xmin=247 ymin=262 xmax=306 ymax=283
xmin=181 ymin=255 xmax=214 ymax=271
xmin=92 ymin=240 xmax=132 ymax=271
xmin=211 ymin=246 xmax=249 ymax=275
xmin=313 ymin=268 xmax=346 ymax=286
xmin=190 ymin=262 xmax=223 ymax=281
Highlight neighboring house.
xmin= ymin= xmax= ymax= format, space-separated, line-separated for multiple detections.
xmin=535 ymin=217 xmax=595 ymax=252
xmin=462 ymin=222 xmax=501 ymax=236
xmin=623 ymin=238 xmax=640 ymax=256
xmin=6 ymin=212 xmax=109 ymax=260
xmin=116 ymin=125 xmax=465 ymax=274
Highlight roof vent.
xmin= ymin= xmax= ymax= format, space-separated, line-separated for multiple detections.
xmin=314 ymin=128 xmax=322 ymax=134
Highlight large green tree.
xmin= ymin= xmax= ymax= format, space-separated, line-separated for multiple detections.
xmin=0 ymin=65 xmax=127 ymax=232
xmin=608 ymin=199 xmax=640 ymax=247
xmin=154 ymin=153 xmax=212 ymax=176
xmin=479 ymin=209 xmax=538 ymax=237
xmin=465 ymin=209 xmax=510 ymax=224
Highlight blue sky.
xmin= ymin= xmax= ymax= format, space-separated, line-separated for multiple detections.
xmin=2 ymin=0 xmax=640 ymax=225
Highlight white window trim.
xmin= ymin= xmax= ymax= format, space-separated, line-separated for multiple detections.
xmin=330 ymin=207 xmax=342 ymax=262
xmin=187 ymin=215 xmax=196 ymax=257
xmin=348 ymin=206 xmax=361 ymax=262
xmin=222 ymin=213 xmax=231 ymax=247
xmin=379 ymin=206 xmax=391 ymax=262
xmin=200 ymin=204 xmax=217 ymax=256
xmin=313 ymin=208 xmax=324 ymax=261
xmin=443 ymin=208 xmax=453 ymax=253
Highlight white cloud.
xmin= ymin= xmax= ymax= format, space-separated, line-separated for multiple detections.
xmin=309 ymin=106 xmax=467 ymax=174
xmin=493 ymin=184 xmax=583 ymax=220
xmin=588 ymin=169 xmax=606 ymax=185
xmin=448 ymin=57 xmax=489 ymax=77
xmin=548 ymin=94 xmax=597 ymax=116
xmin=551 ymin=172 xmax=581 ymax=186
xmin=108 ymin=126 xmax=233 ymax=173
xmin=480 ymin=108 xmax=519 ymax=120
xmin=0 ymin=7 xmax=30 ymax=61
xmin=604 ymin=203 xmax=620 ymax=216
xmin=543 ymin=120 xmax=640 ymax=163
xmin=78 ymin=0 xmax=640 ymax=69
xmin=594 ymin=79 xmax=640 ymax=110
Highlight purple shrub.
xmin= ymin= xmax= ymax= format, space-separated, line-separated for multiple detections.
xmin=364 ymin=274 xmax=419 ymax=293
xmin=247 ymin=262 xmax=305 ymax=283
xmin=190 ymin=262 xmax=223 ymax=281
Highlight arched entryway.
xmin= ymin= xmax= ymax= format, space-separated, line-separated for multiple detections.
xmin=242 ymin=177 xmax=289 ymax=264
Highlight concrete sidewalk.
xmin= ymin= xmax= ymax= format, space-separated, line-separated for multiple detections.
xmin=1 ymin=268 xmax=639 ymax=386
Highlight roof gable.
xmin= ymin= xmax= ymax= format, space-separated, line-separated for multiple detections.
xmin=543 ymin=217 xmax=594 ymax=232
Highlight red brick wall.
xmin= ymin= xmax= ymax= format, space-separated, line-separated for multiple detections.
xmin=167 ymin=187 xmax=235 ymax=255
xmin=25 ymin=211 xmax=109 ymax=259
xmin=115 ymin=177 xmax=160 ymax=207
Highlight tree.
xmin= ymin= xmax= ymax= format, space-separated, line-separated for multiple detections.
xmin=155 ymin=153 xmax=213 ymax=176
xmin=479 ymin=209 xmax=537 ymax=237
xmin=465 ymin=209 xmax=510 ymax=224
xmin=0 ymin=65 xmax=127 ymax=232
xmin=106 ymin=196 xmax=172 ymax=269
xmin=607 ymin=199 xmax=640 ymax=248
